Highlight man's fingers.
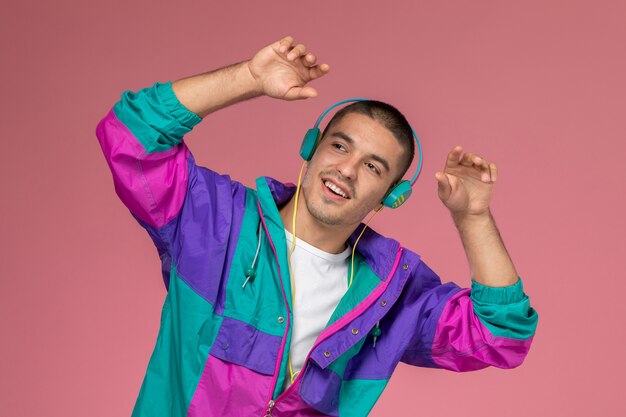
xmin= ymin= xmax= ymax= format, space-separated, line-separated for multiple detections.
xmin=304 ymin=52 xmax=317 ymax=67
xmin=445 ymin=146 xmax=463 ymax=168
xmin=490 ymin=163 xmax=498 ymax=181
xmin=445 ymin=147 xmax=495 ymax=182
xmin=468 ymin=154 xmax=491 ymax=181
xmin=308 ymin=63 xmax=330 ymax=80
xmin=460 ymin=152 xmax=494 ymax=181
xmin=287 ymin=43 xmax=307 ymax=60
xmin=460 ymin=152 xmax=478 ymax=167
xmin=277 ymin=35 xmax=294 ymax=53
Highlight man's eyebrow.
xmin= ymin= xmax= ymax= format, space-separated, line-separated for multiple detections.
xmin=331 ymin=131 xmax=391 ymax=173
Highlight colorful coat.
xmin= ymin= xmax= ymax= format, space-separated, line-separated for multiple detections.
xmin=95 ymin=80 xmax=539 ymax=417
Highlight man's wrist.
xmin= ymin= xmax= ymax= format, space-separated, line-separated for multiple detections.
xmin=241 ymin=60 xmax=265 ymax=98
xmin=452 ymin=209 xmax=492 ymax=231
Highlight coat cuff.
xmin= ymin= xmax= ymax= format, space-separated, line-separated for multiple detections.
xmin=156 ymin=81 xmax=203 ymax=130
xmin=470 ymin=277 xmax=525 ymax=305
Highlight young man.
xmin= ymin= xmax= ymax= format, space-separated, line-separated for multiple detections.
xmin=96 ymin=36 xmax=538 ymax=417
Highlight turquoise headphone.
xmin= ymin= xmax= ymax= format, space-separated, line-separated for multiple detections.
xmin=299 ymin=98 xmax=423 ymax=208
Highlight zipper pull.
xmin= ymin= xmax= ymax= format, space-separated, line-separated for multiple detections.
xmin=265 ymin=399 xmax=275 ymax=417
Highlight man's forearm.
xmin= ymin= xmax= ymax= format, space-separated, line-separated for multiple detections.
xmin=171 ymin=60 xmax=262 ymax=119
xmin=453 ymin=210 xmax=519 ymax=287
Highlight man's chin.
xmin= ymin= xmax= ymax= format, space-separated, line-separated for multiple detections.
xmin=308 ymin=203 xmax=350 ymax=227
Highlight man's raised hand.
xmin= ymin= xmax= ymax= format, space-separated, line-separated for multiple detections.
xmin=247 ymin=35 xmax=330 ymax=101
xmin=435 ymin=146 xmax=498 ymax=220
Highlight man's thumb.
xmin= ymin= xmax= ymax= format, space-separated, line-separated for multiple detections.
xmin=299 ymin=86 xmax=317 ymax=99
xmin=435 ymin=171 xmax=451 ymax=200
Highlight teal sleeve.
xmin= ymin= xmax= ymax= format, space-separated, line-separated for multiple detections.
xmin=112 ymin=81 xmax=202 ymax=153
xmin=471 ymin=277 xmax=539 ymax=340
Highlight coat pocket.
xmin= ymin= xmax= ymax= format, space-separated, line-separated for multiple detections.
xmin=209 ymin=315 xmax=282 ymax=376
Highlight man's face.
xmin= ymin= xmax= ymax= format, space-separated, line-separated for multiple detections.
xmin=300 ymin=112 xmax=405 ymax=228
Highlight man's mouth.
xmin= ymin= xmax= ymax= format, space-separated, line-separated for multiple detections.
xmin=322 ymin=179 xmax=350 ymax=199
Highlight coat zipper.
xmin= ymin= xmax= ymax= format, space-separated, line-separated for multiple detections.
xmin=257 ymin=200 xmax=292 ymax=416
xmin=270 ymin=243 xmax=405 ymax=412
xmin=257 ymin=197 xmax=405 ymax=415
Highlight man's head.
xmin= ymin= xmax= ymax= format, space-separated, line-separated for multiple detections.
xmin=300 ymin=100 xmax=416 ymax=229
xmin=321 ymin=101 xmax=415 ymax=183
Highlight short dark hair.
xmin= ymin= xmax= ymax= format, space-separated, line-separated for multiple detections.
xmin=320 ymin=100 xmax=415 ymax=184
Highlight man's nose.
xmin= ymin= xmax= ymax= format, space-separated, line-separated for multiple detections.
xmin=336 ymin=156 xmax=359 ymax=180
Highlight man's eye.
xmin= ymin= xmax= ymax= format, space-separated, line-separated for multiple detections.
xmin=333 ymin=143 xmax=346 ymax=151
xmin=366 ymin=163 xmax=380 ymax=175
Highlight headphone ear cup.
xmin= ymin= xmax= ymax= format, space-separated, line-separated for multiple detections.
xmin=300 ymin=128 xmax=321 ymax=161
xmin=382 ymin=180 xmax=413 ymax=209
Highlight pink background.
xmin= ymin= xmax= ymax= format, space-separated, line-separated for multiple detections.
xmin=1 ymin=0 xmax=624 ymax=416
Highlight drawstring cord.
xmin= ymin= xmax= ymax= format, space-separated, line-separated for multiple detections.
xmin=243 ymin=222 xmax=263 ymax=289
xmin=371 ymin=321 xmax=382 ymax=348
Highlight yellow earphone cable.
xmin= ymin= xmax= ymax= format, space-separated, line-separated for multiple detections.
xmin=287 ymin=161 xmax=306 ymax=383
xmin=348 ymin=204 xmax=384 ymax=288
xmin=286 ymin=163 xmax=384 ymax=384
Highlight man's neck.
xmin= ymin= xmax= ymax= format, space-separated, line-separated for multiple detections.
xmin=278 ymin=195 xmax=356 ymax=254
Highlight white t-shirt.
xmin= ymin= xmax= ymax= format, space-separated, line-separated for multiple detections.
xmin=282 ymin=229 xmax=351 ymax=391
